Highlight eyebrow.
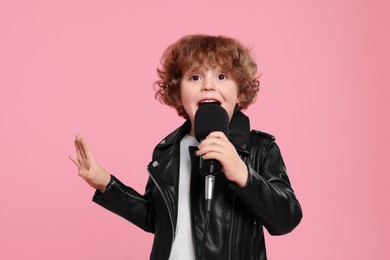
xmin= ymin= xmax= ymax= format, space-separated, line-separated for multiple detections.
xmin=184 ymin=68 xmax=202 ymax=75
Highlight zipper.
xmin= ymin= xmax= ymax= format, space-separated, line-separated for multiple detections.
xmin=189 ymin=148 xmax=200 ymax=260
xmin=251 ymin=218 xmax=257 ymax=260
xmin=147 ymin=166 xmax=175 ymax=244
xmin=252 ymin=219 xmax=257 ymax=238
xmin=228 ymin=194 xmax=236 ymax=260
xmin=115 ymin=184 xmax=147 ymax=203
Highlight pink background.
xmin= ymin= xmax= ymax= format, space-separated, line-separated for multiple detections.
xmin=1 ymin=0 xmax=389 ymax=259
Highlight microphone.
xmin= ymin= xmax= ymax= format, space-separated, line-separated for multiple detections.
xmin=194 ymin=103 xmax=229 ymax=212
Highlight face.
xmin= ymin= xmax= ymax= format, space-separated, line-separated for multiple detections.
xmin=180 ymin=66 xmax=240 ymax=136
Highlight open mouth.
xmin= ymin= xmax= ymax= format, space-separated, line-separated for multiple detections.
xmin=198 ymin=99 xmax=221 ymax=107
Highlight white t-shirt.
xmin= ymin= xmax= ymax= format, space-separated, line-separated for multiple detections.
xmin=168 ymin=135 xmax=198 ymax=260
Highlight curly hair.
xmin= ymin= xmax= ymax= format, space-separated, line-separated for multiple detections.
xmin=155 ymin=34 xmax=260 ymax=119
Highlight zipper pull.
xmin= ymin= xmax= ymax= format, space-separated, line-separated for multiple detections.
xmin=252 ymin=219 xmax=257 ymax=238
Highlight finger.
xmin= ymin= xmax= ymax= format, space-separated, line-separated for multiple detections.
xmin=74 ymin=139 xmax=83 ymax=160
xmin=69 ymin=155 xmax=80 ymax=168
xmin=79 ymin=137 xmax=94 ymax=160
xmin=198 ymin=137 xmax=225 ymax=150
xmin=206 ymin=131 xmax=228 ymax=139
xmin=201 ymin=151 xmax=224 ymax=163
xmin=74 ymin=139 xmax=84 ymax=160
xmin=76 ymin=136 xmax=87 ymax=159
xmin=197 ymin=143 xmax=225 ymax=157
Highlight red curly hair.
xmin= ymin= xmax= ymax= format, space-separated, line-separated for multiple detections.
xmin=155 ymin=34 xmax=260 ymax=119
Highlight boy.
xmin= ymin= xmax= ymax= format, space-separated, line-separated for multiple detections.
xmin=70 ymin=34 xmax=302 ymax=260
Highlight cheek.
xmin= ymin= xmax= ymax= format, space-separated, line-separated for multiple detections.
xmin=180 ymin=94 xmax=191 ymax=109
xmin=228 ymin=90 xmax=240 ymax=104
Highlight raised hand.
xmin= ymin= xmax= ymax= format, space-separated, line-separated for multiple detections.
xmin=196 ymin=131 xmax=248 ymax=187
xmin=69 ymin=135 xmax=111 ymax=192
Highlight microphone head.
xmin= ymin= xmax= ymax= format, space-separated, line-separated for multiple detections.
xmin=194 ymin=104 xmax=229 ymax=142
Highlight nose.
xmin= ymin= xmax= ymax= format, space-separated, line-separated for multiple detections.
xmin=201 ymin=76 xmax=216 ymax=91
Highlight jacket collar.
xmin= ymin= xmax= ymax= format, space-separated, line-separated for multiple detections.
xmin=156 ymin=110 xmax=250 ymax=155
xmin=228 ymin=109 xmax=251 ymax=155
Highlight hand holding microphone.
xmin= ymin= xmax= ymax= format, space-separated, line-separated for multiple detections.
xmin=194 ymin=104 xmax=248 ymax=211
xmin=195 ymin=103 xmax=229 ymax=211
xmin=195 ymin=104 xmax=249 ymax=188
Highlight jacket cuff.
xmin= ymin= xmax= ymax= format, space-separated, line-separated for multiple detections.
xmin=92 ymin=175 xmax=125 ymax=208
xmin=228 ymin=165 xmax=256 ymax=192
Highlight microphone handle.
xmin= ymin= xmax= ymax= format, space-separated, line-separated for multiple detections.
xmin=205 ymin=174 xmax=215 ymax=212
xmin=199 ymin=158 xmax=222 ymax=177
xmin=199 ymin=158 xmax=221 ymax=212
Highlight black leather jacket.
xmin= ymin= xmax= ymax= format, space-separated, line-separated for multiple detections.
xmin=93 ymin=110 xmax=302 ymax=260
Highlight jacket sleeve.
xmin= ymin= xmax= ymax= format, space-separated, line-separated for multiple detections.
xmin=92 ymin=175 xmax=156 ymax=233
xmin=229 ymin=141 xmax=302 ymax=235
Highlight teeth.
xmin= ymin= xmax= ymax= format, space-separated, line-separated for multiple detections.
xmin=198 ymin=99 xmax=221 ymax=107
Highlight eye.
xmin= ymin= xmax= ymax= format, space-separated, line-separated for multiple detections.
xmin=217 ymin=74 xmax=228 ymax=80
xmin=190 ymin=75 xmax=200 ymax=81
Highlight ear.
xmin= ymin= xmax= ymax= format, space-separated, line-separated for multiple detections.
xmin=236 ymin=93 xmax=244 ymax=109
